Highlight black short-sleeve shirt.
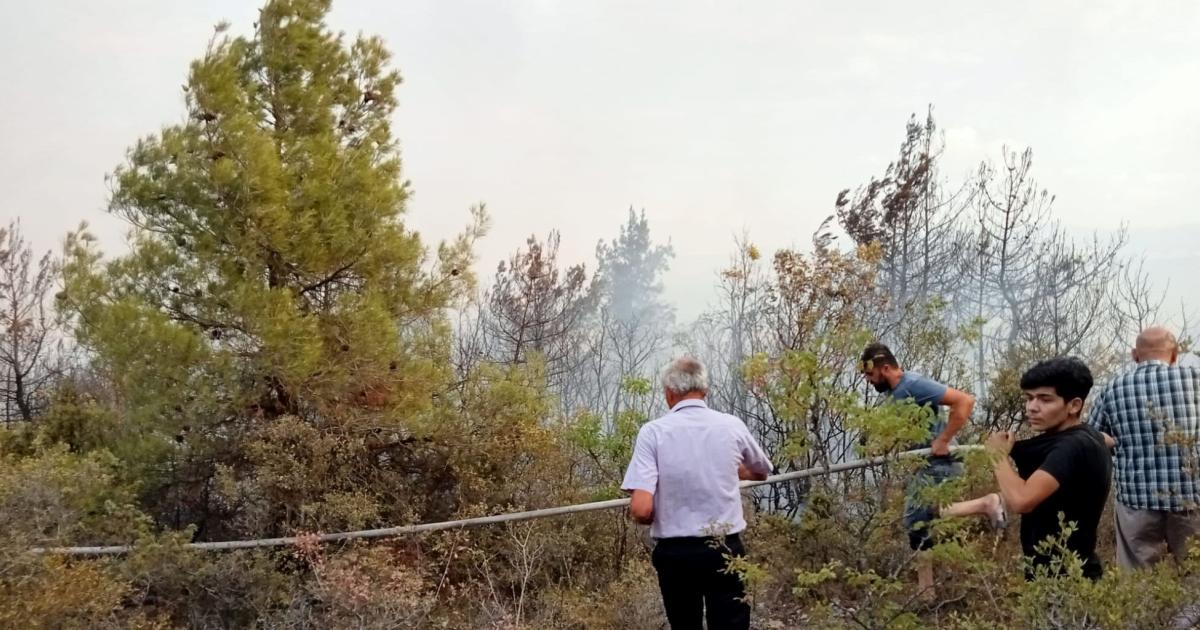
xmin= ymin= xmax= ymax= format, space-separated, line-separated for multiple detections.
xmin=1009 ymin=424 xmax=1112 ymax=579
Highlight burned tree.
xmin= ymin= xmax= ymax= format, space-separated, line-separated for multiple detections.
xmin=0 ymin=221 xmax=59 ymax=423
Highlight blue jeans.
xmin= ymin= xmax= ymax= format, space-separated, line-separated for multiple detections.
xmin=903 ymin=455 xmax=963 ymax=551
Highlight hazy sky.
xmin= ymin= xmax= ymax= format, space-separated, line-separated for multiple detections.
xmin=2 ymin=1 xmax=1198 ymax=323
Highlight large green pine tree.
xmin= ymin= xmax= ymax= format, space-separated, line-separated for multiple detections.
xmin=58 ymin=0 xmax=485 ymax=537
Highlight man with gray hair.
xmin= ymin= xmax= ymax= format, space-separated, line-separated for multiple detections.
xmin=1088 ymin=326 xmax=1200 ymax=569
xmin=622 ymin=356 xmax=773 ymax=630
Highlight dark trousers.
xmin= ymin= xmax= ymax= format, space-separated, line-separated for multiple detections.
xmin=650 ymin=534 xmax=750 ymax=630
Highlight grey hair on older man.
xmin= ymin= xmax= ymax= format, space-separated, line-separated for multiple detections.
xmin=660 ymin=356 xmax=710 ymax=396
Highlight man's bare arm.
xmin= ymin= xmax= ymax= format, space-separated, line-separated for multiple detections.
xmin=629 ymin=489 xmax=654 ymax=524
xmin=994 ymin=459 xmax=1060 ymax=514
xmin=738 ymin=464 xmax=768 ymax=482
xmin=932 ymin=387 xmax=975 ymax=454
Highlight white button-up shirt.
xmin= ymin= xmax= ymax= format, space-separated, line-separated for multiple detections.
xmin=621 ymin=398 xmax=773 ymax=539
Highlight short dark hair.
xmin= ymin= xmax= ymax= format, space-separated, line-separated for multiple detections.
xmin=1019 ymin=357 xmax=1094 ymax=404
xmin=860 ymin=342 xmax=899 ymax=371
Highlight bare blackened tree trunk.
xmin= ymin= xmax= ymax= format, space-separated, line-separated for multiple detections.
xmin=480 ymin=231 xmax=593 ymax=395
xmin=838 ymin=114 xmax=970 ymax=297
xmin=975 ymin=147 xmax=1055 ymax=351
xmin=0 ymin=220 xmax=59 ymax=423
xmin=974 ymin=147 xmax=1133 ymax=359
xmin=1111 ymin=256 xmax=1167 ymax=351
xmin=967 ymin=146 xmax=1152 ymax=431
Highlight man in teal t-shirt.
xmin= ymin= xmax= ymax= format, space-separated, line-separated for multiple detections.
xmin=861 ymin=342 xmax=976 ymax=598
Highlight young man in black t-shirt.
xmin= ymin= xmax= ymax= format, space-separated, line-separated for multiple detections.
xmin=941 ymin=357 xmax=1112 ymax=579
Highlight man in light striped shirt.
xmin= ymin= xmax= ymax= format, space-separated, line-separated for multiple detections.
xmin=622 ymin=356 xmax=773 ymax=630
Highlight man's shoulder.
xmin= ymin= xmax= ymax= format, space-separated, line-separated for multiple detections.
xmin=1069 ymin=427 xmax=1112 ymax=478
xmin=1074 ymin=424 xmax=1108 ymax=445
xmin=1059 ymin=425 xmax=1109 ymax=458
xmin=1159 ymin=363 xmax=1200 ymax=383
xmin=1096 ymin=368 xmax=1145 ymax=400
xmin=642 ymin=414 xmax=673 ymax=429
xmin=901 ymin=372 xmax=947 ymax=388
xmin=714 ymin=411 xmax=751 ymax=430
xmin=637 ymin=416 xmax=669 ymax=438
xmin=892 ymin=372 xmax=947 ymax=399
xmin=1018 ymin=425 xmax=1103 ymax=452
xmin=692 ymin=408 xmax=750 ymax=429
xmin=1129 ymin=361 xmax=1200 ymax=378
xmin=647 ymin=407 xmax=748 ymax=429
xmin=1026 ymin=427 xmax=1109 ymax=483
xmin=1107 ymin=362 xmax=1200 ymax=393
